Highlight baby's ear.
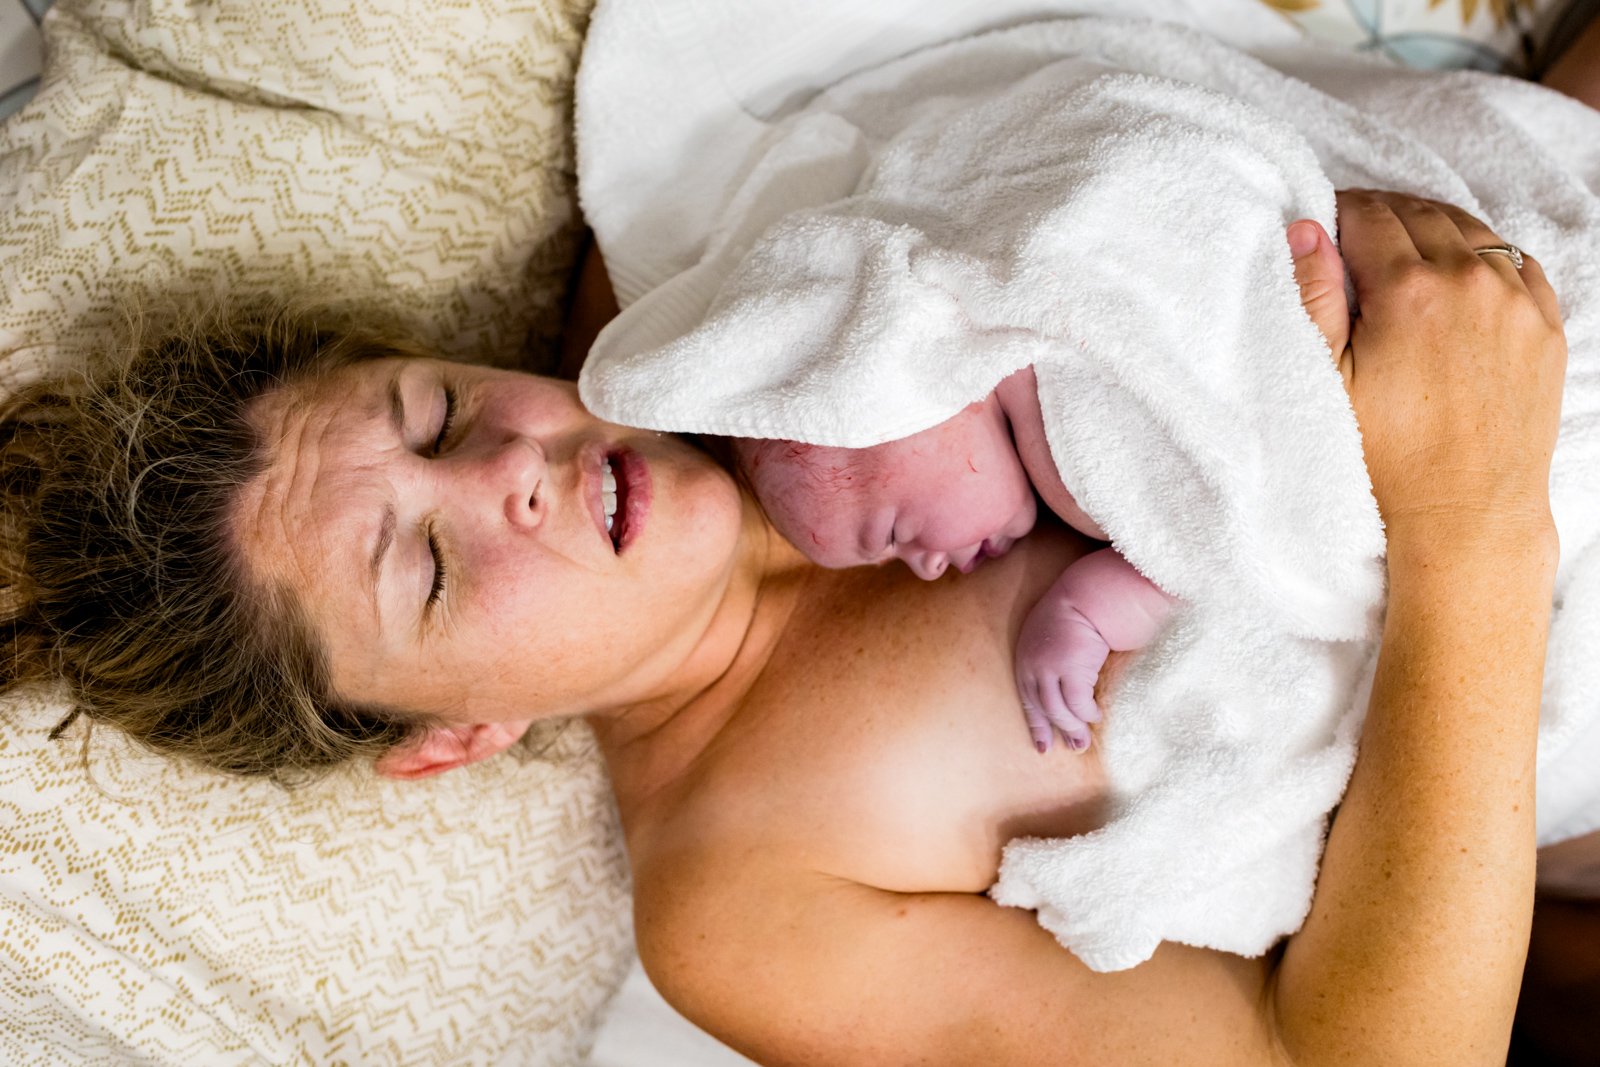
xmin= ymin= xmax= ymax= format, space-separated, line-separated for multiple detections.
xmin=1289 ymin=220 xmax=1352 ymax=369
xmin=373 ymin=720 xmax=531 ymax=780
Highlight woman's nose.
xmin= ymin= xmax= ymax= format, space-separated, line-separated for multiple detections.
xmin=482 ymin=436 xmax=546 ymax=529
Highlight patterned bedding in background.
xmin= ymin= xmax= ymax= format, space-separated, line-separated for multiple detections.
xmin=1260 ymin=0 xmax=1598 ymax=71
xmin=0 ymin=1 xmax=1593 ymax=1066
xmin=3 ymin=0 xmax=1595 ymax=126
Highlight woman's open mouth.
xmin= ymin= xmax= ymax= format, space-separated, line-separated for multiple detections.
xmin=598 ymin=449 xmax=650 ymax=554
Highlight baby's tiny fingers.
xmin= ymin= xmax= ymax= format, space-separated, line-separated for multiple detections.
xmin=1024 ymin=703 xmax=1054 ymax=754
xmin=1058 ymin=723 xmax=1092 ymax=753
xmin=1018 ymin=678 xmax=1054 ymax=754
xmin=1051 ymin=681 xmax=1093 ymax=751
xmin=1031 ymin=677 xmax=1090 ymax=752
xmin=1033 ymin=675 xmax=1075 ymax=729
xmin=1063 ymin=680 xmax=1102 ymax=725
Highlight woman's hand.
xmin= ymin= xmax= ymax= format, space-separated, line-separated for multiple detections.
xmin=1277 ymin=190 xmax=1564 ymax=1067
xmin=1299 ymin=191 xmax=1567 ymax=557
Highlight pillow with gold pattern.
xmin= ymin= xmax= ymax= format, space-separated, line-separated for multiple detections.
xmin=0 ymin=0 xmax=589 ymax=372
xmin=0 ymin=1 xmax=635 ymax=1064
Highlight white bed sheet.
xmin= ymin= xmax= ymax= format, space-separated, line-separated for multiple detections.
xmin=589 ymin=959 xmax=756 ymax=1067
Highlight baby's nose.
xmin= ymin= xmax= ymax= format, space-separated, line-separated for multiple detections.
xmin=905 ymin=552 xmax=949 ymax=581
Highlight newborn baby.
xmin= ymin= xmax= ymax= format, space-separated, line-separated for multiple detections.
xmin=735 ymin=229 xmax=1354 ymax=755
xmin=735 ymin=364 xmax=1175 ymax=754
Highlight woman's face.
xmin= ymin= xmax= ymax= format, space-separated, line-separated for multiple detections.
xmin=231 ymin=358 xmax=746 ymax=724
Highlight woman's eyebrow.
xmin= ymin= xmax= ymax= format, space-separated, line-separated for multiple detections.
xmin=386 ymin=375 xmax=406 ymax=437
xmin=368 ymin=504 xmax=397 ymax=622
xmin=365 ymin=368 xmax=407 ymax=621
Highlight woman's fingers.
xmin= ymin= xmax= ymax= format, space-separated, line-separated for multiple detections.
xmin=1420 ymin=198 xmax=1551 ymax=299
xmin=1516 ymin=251 xmax=1563 ymax=328
xmin=1382 ymin=192 xmax=1485 ymax=268
xmin=1332 ymin=188 xmax=1567 ymax=550
xmin=1337 ymin=192 xmax=1557 ymax=319
xmin=1423 ymin=197 xmax=1563 ymax=326
xmin=1332 ymin=190 xmax=1427 ymax=304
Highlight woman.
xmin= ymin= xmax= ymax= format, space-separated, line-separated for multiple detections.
xmin=0 ymin=190 xmax=1575 ymax=1064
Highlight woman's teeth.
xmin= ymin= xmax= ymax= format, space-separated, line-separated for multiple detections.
xmin=602 ymin=458 xmax=618 ymax=532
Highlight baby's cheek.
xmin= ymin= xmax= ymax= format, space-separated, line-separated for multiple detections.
xmin=779 ymin=515 xmax=867 ymax=568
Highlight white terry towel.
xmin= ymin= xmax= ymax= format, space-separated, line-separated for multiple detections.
xmin=579 ymin=15 xmax=1600 ymax=971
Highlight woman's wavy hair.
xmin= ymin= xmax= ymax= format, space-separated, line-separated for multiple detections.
xmin=0 ymin=304 xmax=437 ymax=783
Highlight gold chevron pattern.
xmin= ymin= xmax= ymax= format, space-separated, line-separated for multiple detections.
xmin=0 ymin=0 xmax=637 ymax=1062
xmin=0 ymin=690 xmax=634 ymax=1064
xmin=0 ymin=0 xmax=592 ymax=375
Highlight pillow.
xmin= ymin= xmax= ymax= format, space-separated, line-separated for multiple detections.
xmin=0 ymin=0 xmax=587 ymax=373
xmin=0 ymin=695 xmax=633 ymax=1064
xmin=0 ymin=1 xmax=635 ymax=1064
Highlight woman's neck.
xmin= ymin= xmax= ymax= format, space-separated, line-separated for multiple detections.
xmin=590 ymin=494 xmax=814 ymax=811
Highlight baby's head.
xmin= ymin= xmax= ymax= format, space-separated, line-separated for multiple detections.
xmin=737 ymin=395 xmax=1037 ymax=579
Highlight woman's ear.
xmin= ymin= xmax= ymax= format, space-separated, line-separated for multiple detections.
xmin=374 ymin=720 xmax=532 ymax=780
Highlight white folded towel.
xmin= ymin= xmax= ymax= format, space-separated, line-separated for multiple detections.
xmin=578 ymin=12 xmax=1600 ymax=971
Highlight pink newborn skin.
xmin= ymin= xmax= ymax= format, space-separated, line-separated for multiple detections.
xmin=734 ymin=365 xmax=1176 ymax=753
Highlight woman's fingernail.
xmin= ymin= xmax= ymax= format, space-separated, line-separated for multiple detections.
xmin=1069 ymin=735 xmax=1089 ymax=752
xmin=1288 ymin=221 xmax=1318 ymax=258
xmin=1035 ymin=739 xmax=1049 ymax=754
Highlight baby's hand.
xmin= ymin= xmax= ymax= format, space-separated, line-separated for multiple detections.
xmin=1016 ymin=596 xmax=1109 ymax=753
xmin=1014 ymin=547 xmax=1176 ymax=753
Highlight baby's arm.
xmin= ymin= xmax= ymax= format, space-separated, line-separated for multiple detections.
xmin=1016 ymin=547 xmax=1175 ymax=752
xmin=991 ymin=369 xmax=1172 ymax=751
xmin=993 ymin=367 xmax=1102 ymax=539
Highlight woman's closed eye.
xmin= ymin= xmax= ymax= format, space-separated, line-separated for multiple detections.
xmin=426 ymin=523 xmax=448 ymax=612
xmin=432 ymin=385 xmax=459 ymax=455
xmin=421 ymin=384 xmax=457 ymax=616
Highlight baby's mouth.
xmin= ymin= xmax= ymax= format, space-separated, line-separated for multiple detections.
xmin=958 ymin=538 xmax=1012 ymax=573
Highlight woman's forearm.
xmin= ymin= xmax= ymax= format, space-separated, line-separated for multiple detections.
xmin=1261 ymin=191 xmax=1566 ymax=1066
xmin=1273 ymin=531 xmax=1556 ymax=1066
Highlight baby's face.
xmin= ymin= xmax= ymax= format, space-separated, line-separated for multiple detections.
xmin=739 ymin=397 xmax=1037 ymax=580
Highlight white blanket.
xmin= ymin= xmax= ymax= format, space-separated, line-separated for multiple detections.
xmin=578 ymin=8 xmax=1600 ymax=972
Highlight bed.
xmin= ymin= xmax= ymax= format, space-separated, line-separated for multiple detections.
xmin=0 ymin=1 xmax=1589 ymax=1063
